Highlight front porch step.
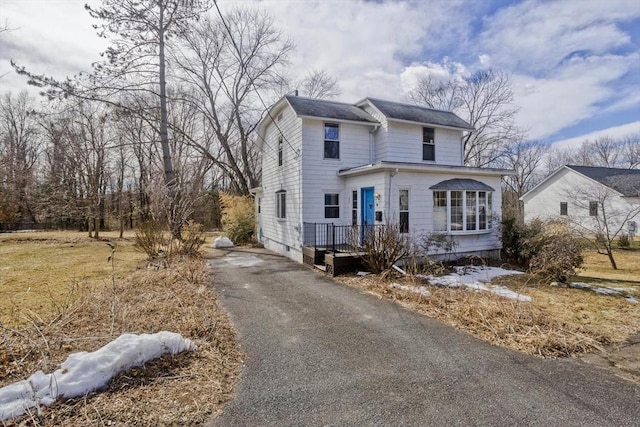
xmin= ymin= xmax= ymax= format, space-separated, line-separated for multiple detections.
xmin=314 ymin=264 xmax=327 ymax=272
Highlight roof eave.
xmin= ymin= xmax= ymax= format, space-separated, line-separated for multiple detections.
xmin=297 ymin=114 xmax=379 ymax=126
xmin=338 ymin=162 xmax=513 ymax=178
xmin=385 ymin=117 xmax=474 ymax=131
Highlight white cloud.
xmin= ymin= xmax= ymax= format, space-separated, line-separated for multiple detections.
xmin=479 ymin=0 xmax=640 ymax=75
xmin=0 ymin=0 xmax=106 ymax=96
xmin=512 ymin=53 xmax=637 ymax=138
xmin=550 ymin=121 xmax=640 ymax=150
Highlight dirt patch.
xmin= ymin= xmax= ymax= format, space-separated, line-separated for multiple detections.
xmin=1 ymin=256 xmax=243 ymax=426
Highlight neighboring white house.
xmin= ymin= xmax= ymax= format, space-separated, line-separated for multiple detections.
xmin=521 ymin=165 xmax=640 ymax=238
xmin=252 ymin=95 xmax=512 ymax=267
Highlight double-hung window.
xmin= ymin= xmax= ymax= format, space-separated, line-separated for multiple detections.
xmin=325 ymin=193 xmax=339 ymax=218
xmin=324 ymin=123 xmax=339 ymax=159
xmin=278 ymin=136 xmax=283 ymax=166
xmin=589 ymin=201 xmax=598 ymax=217
xmin=432 ymin=190 xmax=493 ymax=232
xmin=422 ymin=127 xmax=435 ymax=161
xmin=276 ymin=190 xmax=286 ymax=219
xmin=399 ymin=189 xmax=409 ymax=233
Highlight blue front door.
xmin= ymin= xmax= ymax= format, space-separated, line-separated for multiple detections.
xmin=361 ymin=187 xmax=375 ymax=228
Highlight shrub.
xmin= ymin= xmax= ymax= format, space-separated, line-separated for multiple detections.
xmin=177 ymin=220 xmax=205 ymax=256
xmin=501 ymin=217 xmax=544 ymax=266
xmin=134 ymin=220 xmax=170 ymax=259
xmin=527 ymin=221 xmax=585 ymax=283
xmin=355 ymin=223 xmax=411 ymax=274
xmin=219 ymin=192 xmax=255 ymax=244
xmin=617 ymin=233 xmax=631 ymax=249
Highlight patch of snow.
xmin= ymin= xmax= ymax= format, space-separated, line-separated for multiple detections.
xmin=0 ymin=332 xmax=195 ymax=422
xmin=490 ymin=286 xmax=532 ymax=302
xmin=356 ymin=271 xmax=370 ymax=276
xmin=418 ymin=267 xmax=531 ymax=302
xmin=212 ymin=236 xmax=234 ymax=248
xmin=389 ymin=282 xmax=431 ymax=297
xmin=223 ymin=254 xmax=262 ymax=267
xmin=569 ymin=282 xmax=637 ymax=302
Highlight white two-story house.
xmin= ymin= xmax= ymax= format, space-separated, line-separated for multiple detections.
xmin=252 ymin=95 xmax=511 ymax=271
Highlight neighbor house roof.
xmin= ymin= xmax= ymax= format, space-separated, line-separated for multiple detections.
xmin=364 ymin=98 xmax=474 ymax=130
xmin=566 ymin=165 xmax=640 ymax=197
xmin=285 ymin=95 xmax=378 ymax=124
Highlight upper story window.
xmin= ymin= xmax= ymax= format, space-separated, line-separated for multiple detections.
xmin=422 ymin=127 xmax=435 ymax=161
xmin=433 ymin=190 xmax=492 ymax=233
xmin=324 ymin=123 xmax=340 ymax=159
xmin=325 ymin=193 xmax=339 ymax=218
xmin=276 ymin=190 xmax=286 ymax=219
xmin=278 ymin=136 xmax=283 ymax=166
xmin=589 ymin=201 xmax=598 ymax=217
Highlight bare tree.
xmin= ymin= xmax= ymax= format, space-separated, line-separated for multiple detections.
xmin=297 ymin=69 xmax=341 ymax=100
xmin=13 ymin=0 xmax=211 ymax=238
xmin=0 ymin=91 xmax=40 ymax=222
xmin=564 ymin=180 xmax=640 ymax=269
xmin=407 ymin=69 xmax=523 ymax=167
xmin=498 ymin=139 xmax=547 ymax=220
xmin=173 ymin=7 xmax=293 ymax=195
xmin=546 ymin=134 xmax=640 ymax=172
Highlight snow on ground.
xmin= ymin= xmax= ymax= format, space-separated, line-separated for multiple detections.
xmin=0 ymin=332 xmax=196 ymax=422
xmin=223 ymin=254 xmax=263 ymax=267
xmin=212 ymin=236 xmax=234 ymax=248
xmin=570 ymin=282 xmax=638 ymax=304
xmin=417 ymin=266 xmax=531 ymax=302
xmin=389 ymin=282 xmax=431 ymax=297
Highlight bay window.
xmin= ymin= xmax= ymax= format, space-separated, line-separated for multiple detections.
xmin=432 ymin=190 xmax=493 ymax=232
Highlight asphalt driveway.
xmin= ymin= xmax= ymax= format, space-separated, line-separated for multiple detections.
xmin=206 ymin=247 xmax=639 ymax=426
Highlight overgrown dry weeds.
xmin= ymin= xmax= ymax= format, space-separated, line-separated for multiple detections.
xmin=1 ymin=256 xmax=242 ymax=426
xmin=337 ymin=273 xmax=640 ymax=364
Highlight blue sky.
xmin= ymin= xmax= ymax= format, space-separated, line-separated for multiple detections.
xmin=1 ymin=0 xmax=639 ymax=149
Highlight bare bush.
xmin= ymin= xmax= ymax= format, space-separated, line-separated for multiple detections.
xmin=527 ymin=222 xmax=585 ymax=283
xmin=176 ymin=220 xmax=205 ymax=257
xmin=134 ymin=220 xmax=170 ymax=259
xmin=357 ymin=224 xmax=411 ymax=274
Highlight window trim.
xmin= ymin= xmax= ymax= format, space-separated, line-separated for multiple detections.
xmin=432 ymin=190 xmax=493 ymax=234
xmin=275 ymin=190 xmax=286 ymax=220
xmin=323 ymin=122 xmax=340 ymax=160
xmin=422 ymin=127 xmax=435 ymax=162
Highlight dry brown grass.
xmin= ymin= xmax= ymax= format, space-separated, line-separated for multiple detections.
xmin=1 ymin=244 xmax=242 ymax=425
xmin=577 ymin=249 xmax=640 ymax=283
xmin=338 ymin=270 xmax=640 ymax=362
xmin=0 ymin=231 xmax=146 ymax=325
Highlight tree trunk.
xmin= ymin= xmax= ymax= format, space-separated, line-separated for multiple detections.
xmin=606 ymin=245 xmax=618 ymax=270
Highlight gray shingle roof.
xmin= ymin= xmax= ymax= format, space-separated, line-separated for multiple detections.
xmin=366 ymin=98 xmax=474 ymax=130
xmin=567 ymin=165 xmax=640 ymax=197
xmin=285 ymin=95 xmax=378 ymax=123
xmin=429 ymin=178 xmax=495 ymax=191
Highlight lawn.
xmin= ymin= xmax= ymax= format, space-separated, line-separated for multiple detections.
xmin=0 ymin=231 xmax=145 ymax=324
xmin=576 ymin=248 xmax=640 ymax=284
